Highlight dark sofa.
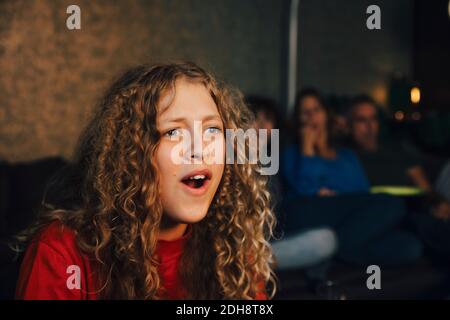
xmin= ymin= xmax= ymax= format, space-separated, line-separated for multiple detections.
xmin=0 ymin=157 xmax=67 ymax=299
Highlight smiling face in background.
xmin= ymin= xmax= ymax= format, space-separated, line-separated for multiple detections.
xmin=155 ymin=78 xmax=225 ymax=225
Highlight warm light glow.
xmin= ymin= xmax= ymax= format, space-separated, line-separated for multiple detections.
xmin=410 ymin=87 xmax=421 ymax=104
xmin=448 ymin=0 xmax=450 ymax=19
xmin=394 ymin=111 xmax=405 ymax=121
xmin=371 ymin=85 xmax=387 ymax=105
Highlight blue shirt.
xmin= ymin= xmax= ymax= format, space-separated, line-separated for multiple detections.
xmin=281 ymin=145 xmax=370 ymax=196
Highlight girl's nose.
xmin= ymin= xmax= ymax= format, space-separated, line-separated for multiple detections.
xmin=190 ymin=148 xmax=203 ymax=161
xmin=190 ymin=131 xmax=203 ymax=163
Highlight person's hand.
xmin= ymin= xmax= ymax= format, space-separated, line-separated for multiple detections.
xmin=431 ymin=200 xmax=450 ymax=221
xmin=300 ymin=125 xmax=317 ymax=156
xmin=318 ymin=188 xmax=336 ymax=197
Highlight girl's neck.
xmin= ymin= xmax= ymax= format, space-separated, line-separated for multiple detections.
xmin=158 ymin=218 xmax=188 ymax=241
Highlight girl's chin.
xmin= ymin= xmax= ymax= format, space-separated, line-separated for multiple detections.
xmin=178 ymin=214 xmax=208 ymax=224
xmin=165 ymin=211 xmax=208 ymax=224
xmin=162 ymin=195 xmax=213 ymax=224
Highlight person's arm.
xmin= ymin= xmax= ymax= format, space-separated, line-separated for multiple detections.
xmin=16 ymin=238 xmax=84 ymax=300
xmin=407 ymin=165 xmax=433 ymax=192
xmin=405 ymin=165 xmax=450 ymax=220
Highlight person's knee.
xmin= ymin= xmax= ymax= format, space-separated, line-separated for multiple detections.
xmin=305 ymin=228 xmax=338 ymax=261
xmin=271 ymin=228 xmax=337 ymax=269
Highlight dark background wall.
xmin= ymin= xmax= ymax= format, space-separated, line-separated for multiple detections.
xmin=414 ymin=0 xmax=450 ymax=111
xmin=297 ymin=0 xmax=413 ymax=105
xmin=0 ymin=0 xmax=419 ymax=161
xmin=0 ymin=0 xmax=283 ymax=162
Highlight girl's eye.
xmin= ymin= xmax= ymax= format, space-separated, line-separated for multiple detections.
xmin=165 ymin=128 xmax=182 ymax=138
xmin=205 ymin=127 xmax=222 ymax=134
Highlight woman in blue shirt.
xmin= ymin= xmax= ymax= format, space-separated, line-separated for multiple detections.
xmin=279 ymin=88 xmax=422 ymax=267
xmin=282 ymin=145 xmax=370 ymax=197
xmin=282 ymin=88 xmax=369 ymax=197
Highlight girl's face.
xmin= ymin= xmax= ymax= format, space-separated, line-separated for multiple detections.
xmin=156 ymin=78 xmax=225 ymax=224
xmin=298 ymin=96 xmax=327 ymax=131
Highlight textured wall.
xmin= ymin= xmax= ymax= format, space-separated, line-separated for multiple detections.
xmin=297 ymin=0 xmax=413 ymax=104
xmin=0 ymin=0 xmax=414 ymax=161
xmin=0 ymin=0 xmax=282 ymax=162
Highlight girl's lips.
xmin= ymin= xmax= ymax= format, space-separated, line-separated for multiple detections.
xmin=180 ymin=169 xmax=212 ymax=181
xmin=180 ymin=168 xmax=212 ymax=196
xmin=180 ymin=177 xmax=211 ymax=196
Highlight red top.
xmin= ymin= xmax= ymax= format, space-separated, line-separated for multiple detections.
xmin=15 ymin=221 xmax=267 ymax=300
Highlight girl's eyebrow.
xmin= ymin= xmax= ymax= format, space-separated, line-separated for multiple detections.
xmin=202 ymin=114 xmax=222 ymax=122
xmin=162 ymin=114 xmax=222 ymax=124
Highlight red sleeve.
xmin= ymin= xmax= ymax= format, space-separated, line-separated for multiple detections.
xmin=16 ymin=240 xmax=82 ymax=300
xmin=254 ymin=280 xmax=268 ymax=300
xmin=15 ymin=222 xmax=90 ymax=300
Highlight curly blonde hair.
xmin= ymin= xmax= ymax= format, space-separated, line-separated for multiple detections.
xmin=16 ymin=62 xmax=276 ymax=299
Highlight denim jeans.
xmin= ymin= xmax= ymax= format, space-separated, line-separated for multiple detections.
xmin=271 ymin=228 xmax=337 ymax=270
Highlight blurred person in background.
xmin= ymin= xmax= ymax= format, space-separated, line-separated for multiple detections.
xmin=347 ymin=96 xmax=433 ymax=191
xmin=246 ymin=96 xmax=337 ymax=291
xmin=279 ymin=88 xmax=422 ymax=267
xmin=436 ymin=161 xmax=450 ymax=205
xmin=347 ymin=96 xmax=450 ymax=257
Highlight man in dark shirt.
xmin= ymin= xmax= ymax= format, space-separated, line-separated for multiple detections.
xmin=347 ymin=95 xmax=450 ymax=256
xmin=347 ymin=96 xmax=429 ymax=189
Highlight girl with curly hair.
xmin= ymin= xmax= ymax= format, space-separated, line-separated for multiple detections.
xmin=15 ymin=62 xmax=276 ymax=300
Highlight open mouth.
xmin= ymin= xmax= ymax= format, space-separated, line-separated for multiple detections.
xmin=181 ymin=170 xmax=212 ymax=190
